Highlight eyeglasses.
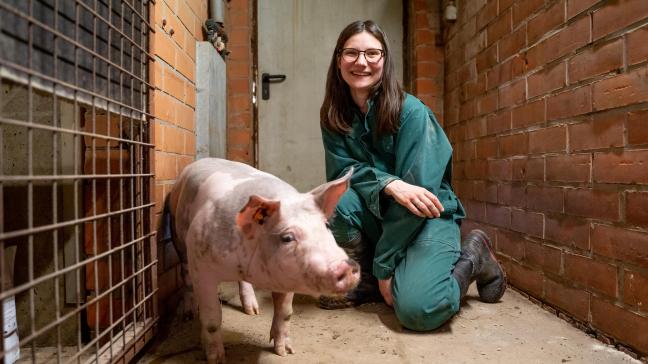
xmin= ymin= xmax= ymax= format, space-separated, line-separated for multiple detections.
xmin=338 ymin=48 xmax=384 ymax=64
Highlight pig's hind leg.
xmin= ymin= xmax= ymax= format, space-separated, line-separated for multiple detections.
xmin=238 ymin=281 xmax=259 ymax=315
xmin=270 ymin=291 xmax=295 ymax=356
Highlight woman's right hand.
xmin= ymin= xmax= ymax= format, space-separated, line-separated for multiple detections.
xmin=383 ymin=180 xmax=444 ymax=218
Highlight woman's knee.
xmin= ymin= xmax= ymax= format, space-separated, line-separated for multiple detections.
xmin=393 ymin=287 xmax=460 ymax=331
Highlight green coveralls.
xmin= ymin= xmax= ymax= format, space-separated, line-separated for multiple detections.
xmin=321 ymin=93 xmax=466 ymax=330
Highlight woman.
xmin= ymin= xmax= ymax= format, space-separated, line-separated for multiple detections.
xmin=319 ymin=20 xmax=506 ymax=331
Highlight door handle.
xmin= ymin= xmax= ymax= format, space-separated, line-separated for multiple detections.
xmin=261 ymin=73 xmax=287 ymax=100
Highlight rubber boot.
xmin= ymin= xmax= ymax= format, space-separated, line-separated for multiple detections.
xmin=452 ymin=229 xmax=507 ymax=303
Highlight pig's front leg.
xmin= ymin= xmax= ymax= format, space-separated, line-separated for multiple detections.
xmin=270 ymin=291 xmax=295 ymax=356
xmin=238 ymin=281 xmax=259 ymax=315
xmin=194 ymin=276 xmax=225 ymax=364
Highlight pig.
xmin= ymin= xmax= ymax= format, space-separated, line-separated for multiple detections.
xmin=166 ymin=158 xmax=360 ymax=363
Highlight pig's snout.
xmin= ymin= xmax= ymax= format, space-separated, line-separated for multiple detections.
xmin=332 ymin=259 xmax=360 ymax=294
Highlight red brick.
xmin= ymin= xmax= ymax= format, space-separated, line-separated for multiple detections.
xmin=499 ymin=132 xmax=529 ymax=157
xmin=540 ymin=16 xmax=591 ymax=64
xmin=229 ymin=112 xmax=252 ymax=129
xmin=487 ymin=55 xmax=526 ymax=89
xmin=624 ymin=269 xmax=648 ymax=309
xmin=176 ymin=51 xmax=195 ymax=81
xmin=417 ymin=62 xmax=442 ymax=78
xmin=512 ymin=99 xmax=546 ymax=129
xmin=454 ymin=180 xmax=474 ymax=201
xmin=476 ymin=44 xmax=499 ymax=74
xmin=164 ymin=70 xmax=185 ymax=101
xmin=527 ymin=0 xmax=566 ymax=45
xmin=463 ymin=76 xmax=487 ymax=101
xmin=545 ymin=214 xmax=590 ymax=250
xmin=464 ymin=199 xmax=487 ymax=222
xmin=228 ymin=128 xmax=252 ymax=147
xmin=567 ymin=0 xmax=599 ymax=19
xmin=459 ymin=99 xmax=476 ymax=122
xmin=155 ymin=151 xmax=176 ymax=180
xmin=593 ymin=150 xmax=648 ymax=184
xmin=564 ymin=252 xmax=618 ymax=297
xmin=415 ymin=29 xmax=435 ymax=45
xmin=627 ymin=191 xmax=648 ymax=227
xmin=488 ymin=8 xmax=512 ymax=45
xmin=465 ymin=159 xmax=489 ymax=180
xmin=230 ymin=93 xmax=251 ymax=114
xmin=497 ymin=230 xmax=525 ymax=260
xmin=525 ymin=241 xmax=561 ymax=274
xmin=478 ymin=0 xmax=499 ymax=30
xmin=593 ymin=67 xmax=648 ymax=111
xmin=592 ymin=0 xmax=648 ymax=41
xmin=176 ymin=102 xmax=195 ymax=131
xmin=568 ymin=39 xmax=623 ymax=83
xmin=591 ymin=297 xmax=648 ymax=354
xmin=152 ymin=90 xmax=177 ymax=123
xmin=627 ymin=110 xmax=648 ymax=145
xmin=500 ymin=0 xmax=516 ymax=12
xmin=499 ymin=25 xmax=526 ymax=60
xmin=153 ymin=31 xmax=177 ymax=67
xmin=228 ymin=61 xmax=250 ymax=78
xmin=628 ymin=26 xmax=648 ymax=66
xmin=547 ymin=85 xmax=592 ymax=120
xmin=467 ymin=118 xmax=489 ymax=140
xmin=512 ymin=209 xmax=544 ymax=237
xmin=528 ymin=61 xmax=566 ymax=99
xmin=487 ymin=110 xmax=512 ymax=134
xmin=488 ymin=159 xmax=513 ymax=181
xmin=474 ymin=181 xmax=499 ymax=203
xmin=456 ymin=141 xmax=475 ymax=161
xmin=592 ymin=224 xmax=648 ymax=266
xmin=569 ymin=113 xmax=624 ymax=151
xmin=566 ymin=188 xmax=620 ymax=221
xmin=513 ymin=0 xmax=546 ymax=27
xmin=458 ymin=61 xmax=478 ymax=84
xmin=546 ymin=154 xmax=591 ymax=182
xmin=498 ymin=183 xmax=526 ymax=207
xmin=512 ymin=157 xmax=544 ymax=181
xmin=228 ymin=45 xmax=251 ymax=63
xmin=508 ymin=261 xmax=545 ymax=297
xmin=544 ymin=279 xmax=590 ymax=321
xmin=527 ymin=185 xmax=564 ymax=213
xmin=499 ymin=78 xmax=526 ymax=108
xmin=529 ymin=125 xmax=567 ymax=154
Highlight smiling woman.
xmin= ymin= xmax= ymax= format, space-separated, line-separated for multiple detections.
xmin=318 ymin=20 xmax=507 ymax=331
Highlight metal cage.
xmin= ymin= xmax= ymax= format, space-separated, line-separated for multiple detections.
xmin=0 ymin=0 xmax=157 ymax=362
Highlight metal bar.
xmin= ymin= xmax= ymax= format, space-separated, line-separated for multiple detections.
xmin=0 ymin=115 xmax=155 ymax=148
xmin=0 ymin=173 xmax=154 ymax=182
xmin=9 ymin=260 xmax=158 ymax=354
xmin=0 ymin=59 xmax=153 ymax=119
xmin=0 ymin=202 xmax=155 ymax=241
xmin=0 ymin=231 xmax=156 ymax=301
xmin=67 ymin=289 xmax=158 ymax=364
xmin=75 ymin=0 xmax=153 ymax=64
xmin=27 ymin=2 xmax=37 ymax=360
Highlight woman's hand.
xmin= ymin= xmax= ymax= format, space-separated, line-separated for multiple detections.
xmin=383 ymin=180 xmax=444 ymax=218
xmin=378 ymin=277 xmax=394 ymax=307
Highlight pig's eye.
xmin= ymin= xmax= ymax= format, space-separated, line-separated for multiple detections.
xmin=280 ymin=232 xmax=295 ymax=243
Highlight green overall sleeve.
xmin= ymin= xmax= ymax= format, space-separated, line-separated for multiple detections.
xmin=321 ymin=127 xmax=400 ymax=218
xmin=372 ymin=102 xmax=454 ymax=279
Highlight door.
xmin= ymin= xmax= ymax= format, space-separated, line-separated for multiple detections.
xmin=257 ymin=0 xmax=403 ymax=191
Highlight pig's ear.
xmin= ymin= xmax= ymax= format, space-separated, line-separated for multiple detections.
xmin=236 ymin=195 xmax=280 ymax=237
xmin=309 ymin=167 xmax=353 ymax=218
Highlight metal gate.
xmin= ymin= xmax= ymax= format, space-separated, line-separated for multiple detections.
xmin=0 ymin=0 xmax=156 ymax=362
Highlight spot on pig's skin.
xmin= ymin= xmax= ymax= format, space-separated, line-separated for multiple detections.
xmin=206 ymin=324 xmax=220 ymax=333
xmin=284 ymin=314 xmax=292 ymax=322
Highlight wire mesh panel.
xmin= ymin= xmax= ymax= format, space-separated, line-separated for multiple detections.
xmin=0 ymin=0 xmax=156 ymax=363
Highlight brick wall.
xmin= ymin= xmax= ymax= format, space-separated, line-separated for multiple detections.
xmin=444 ymin=0 xmax=648 ymax=356
xmin=150 ymin=0 xmax=209 ymax=310
xmin=409 ymin=0 xmax=445 ymax=123
xmin=225 ymin=0 xmax=255 ymax=165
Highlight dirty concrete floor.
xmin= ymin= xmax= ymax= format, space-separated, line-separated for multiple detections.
xmin=138 ymin=283 xmax=640 ymax=364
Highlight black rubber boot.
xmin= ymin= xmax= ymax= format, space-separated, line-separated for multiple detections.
xmin=452 ymin=229 xmax=507 ymax=303
xmin=319 ymin=235 xmax=382 ymax=309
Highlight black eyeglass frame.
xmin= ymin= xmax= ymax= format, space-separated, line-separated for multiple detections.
xmin=338 ymin=48 xmax=385 ymax=63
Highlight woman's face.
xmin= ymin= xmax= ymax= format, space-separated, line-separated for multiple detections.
xmin=338 ymin=31 xmax=384 ymax=96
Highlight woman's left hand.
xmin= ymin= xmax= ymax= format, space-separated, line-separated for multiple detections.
xmin=379 ymin=277 xmax=394 ymax=306
xmin=383 ymin=180 xmax=444 ymax=218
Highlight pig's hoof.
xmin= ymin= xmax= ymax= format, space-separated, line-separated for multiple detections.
xmin=272 ymin=338 xmax=295 ymax=356
xmin=242 ymin=303 xmax=259 ymax=315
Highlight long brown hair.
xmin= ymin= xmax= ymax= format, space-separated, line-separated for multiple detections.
xmin=320 ymin=20 xmax=404 ymax=136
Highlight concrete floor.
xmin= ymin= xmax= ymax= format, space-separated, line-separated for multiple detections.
xmin=138 ymin=283 xmax=641 ymax=364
